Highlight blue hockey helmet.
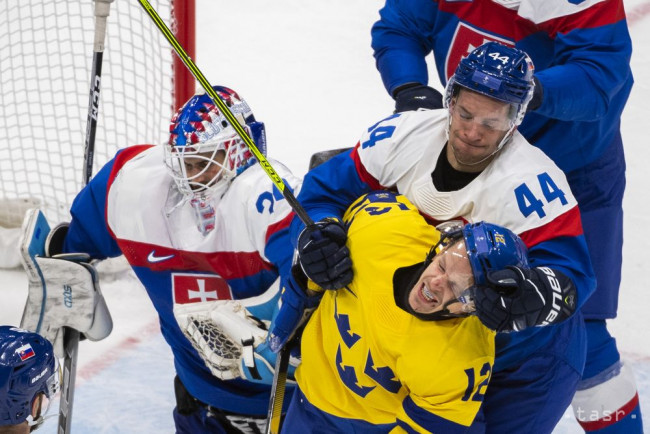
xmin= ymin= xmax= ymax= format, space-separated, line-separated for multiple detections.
xmin=462 ymin=221 xmax=529 ymax=285
xmin=444 ymin=41 xmax=535 ymax=128
xmin=166 ymin=86 xmax=266 ymax=199
xmin=0 ymin=326 xmax=58 ymax=428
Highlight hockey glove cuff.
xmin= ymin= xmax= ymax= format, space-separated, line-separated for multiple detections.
xmin=475 ymin=266 xmax=577 ymax=332
xmin=268 ymin=265 xmax=323 ymax=353
xmin=393 ymin=83 xmax=443 ymax=112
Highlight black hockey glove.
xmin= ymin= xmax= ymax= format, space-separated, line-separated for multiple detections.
xmin=393 ymin=84 xmax=443 ymax=113
xmin=474 ymin=266 xmax=577 ymax=332
xmin=297 ymin=218 xmax=353 ymax=290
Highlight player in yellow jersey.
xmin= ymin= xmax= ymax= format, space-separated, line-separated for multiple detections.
xmin=274 ymin=191 xmax=530 ymax=433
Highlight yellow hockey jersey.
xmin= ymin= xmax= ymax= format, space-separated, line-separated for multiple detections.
xmin=296 ymin=192 xmax=495 ymax=432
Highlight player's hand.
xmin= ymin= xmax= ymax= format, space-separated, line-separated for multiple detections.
xmin=474 ymin=266 xmax=577 ymax=332
xmin=297 ymin=218 xmax=353 ymax=290
xmin=394 ymin=84 xmax=443 ymax=113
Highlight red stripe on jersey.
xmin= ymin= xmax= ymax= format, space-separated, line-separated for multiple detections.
xmin=116 ymin=237 xmax=274 ymax=278
xmin=438 ymin=0 xmax=626 ymax=51
xmin=518 ymin=206 xmax=583 ymax=248
xmin=537 ymin=1 xmax=627 ymax=38
xmin=577 ymin=393 xmax=639 ymax=431
xmin=266 ymin=212 xmax=294 ymax=244
xmin=351 ymin=143 xmax=385 ymax=191
xmin=437 ymin=0 xmax=536 ymax=41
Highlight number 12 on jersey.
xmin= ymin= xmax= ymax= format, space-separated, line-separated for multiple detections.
xmin=462 ymin=362 xmax=492 ymax=402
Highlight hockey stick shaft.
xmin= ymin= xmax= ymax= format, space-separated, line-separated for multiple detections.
xmin=136 ymin=0 xmax=314 ymax=228
xmin=266 ymin=346 xmax=290 ymax=434
xmin=58 ymin=1 xmax=113 ymax=433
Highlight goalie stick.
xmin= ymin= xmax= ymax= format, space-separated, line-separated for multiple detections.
xmin=58 ymin=1 xmax=114 ymax=432
xmin=136 ymin=1 xmax=318 ymax=431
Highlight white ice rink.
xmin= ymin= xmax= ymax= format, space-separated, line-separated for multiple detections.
xmin=2 ymin=0 xmax=650 ymax=432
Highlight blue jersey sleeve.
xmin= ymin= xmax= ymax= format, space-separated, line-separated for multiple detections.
xmin=289 ymin=149 xmax=373 ymax=245
xmin=265 ymin=216 xmax=297 ymax=294
xmin=529 ymin=21 xmax=633 ymax=123
xmin=371 ymin=0 xmax=437 ymax=95
xmin=528 ymin=235 xmax=596 ymax=310
xmin=62 ymin=153 xmax=122 ymax=259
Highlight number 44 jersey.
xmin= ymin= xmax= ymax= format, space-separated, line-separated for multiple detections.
xmin=294 ymin=108 xmax=595 ymax=372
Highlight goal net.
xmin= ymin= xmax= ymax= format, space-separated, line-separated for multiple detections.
xmin=0 ymin=0 xmax=194 ymax=267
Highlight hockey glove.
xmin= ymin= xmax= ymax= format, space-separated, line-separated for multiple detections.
xmin=474 ymin=266 xmax=577 ymax=332
xmin=19 ymin=210 xmax=113 ymax=358
xmin=268 ymin=265 xmax=323 ymax=353
xmin=297 ymin=218 xmax=353 ymax=290
xmin=394 ymin=84 xmax=443 ymax=113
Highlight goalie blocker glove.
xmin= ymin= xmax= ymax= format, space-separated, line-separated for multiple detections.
xmin=297 ymin=217 xmax=352 ymax=290
xmin=474 ymin=266 xmax=577 ymax=332
xmin=19 ymin=209 xmax=113 ymax=358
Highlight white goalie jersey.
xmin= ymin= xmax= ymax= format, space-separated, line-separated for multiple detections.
xmin=53 ymin=143 xmax=301 ymax=415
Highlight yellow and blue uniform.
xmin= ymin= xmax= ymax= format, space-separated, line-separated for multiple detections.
xmin=283 ymin=192 xmax=494 ymax=433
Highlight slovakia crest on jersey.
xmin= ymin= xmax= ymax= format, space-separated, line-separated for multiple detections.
xmin=172 ymin=273 xmax=233 ymax=304
xmin=445 ymin=22 xmax=514 ymax=79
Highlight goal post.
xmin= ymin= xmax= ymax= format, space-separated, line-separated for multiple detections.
xmin=0 ymin=0 xmax=195 ymax=235
xmin=172 ymin=0 xmax=196 ymax=112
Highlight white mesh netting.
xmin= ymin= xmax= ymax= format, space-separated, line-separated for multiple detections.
xmin=0 ymin=0 xmax=175 ymax=227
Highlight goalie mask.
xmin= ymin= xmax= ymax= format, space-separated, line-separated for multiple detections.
xmin=394 ymin=221 xmax=529 ymax=321
xmin=0 ymin=326 xmax=59 ymax=429
xmin=444 ymin=42 xmax=535 ymax=155
xmin=166 ymin=86 xmax=267 ymax=202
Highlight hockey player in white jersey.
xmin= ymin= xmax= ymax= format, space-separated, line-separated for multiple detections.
xmin=19 ymin=86 xmax=301 ymax=433
xmin=272 ymin=43 xmax=596 ymax=433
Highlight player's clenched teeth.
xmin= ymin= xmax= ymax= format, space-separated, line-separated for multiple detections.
xmin=421 ymin=282 xmax=438 ymax=304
